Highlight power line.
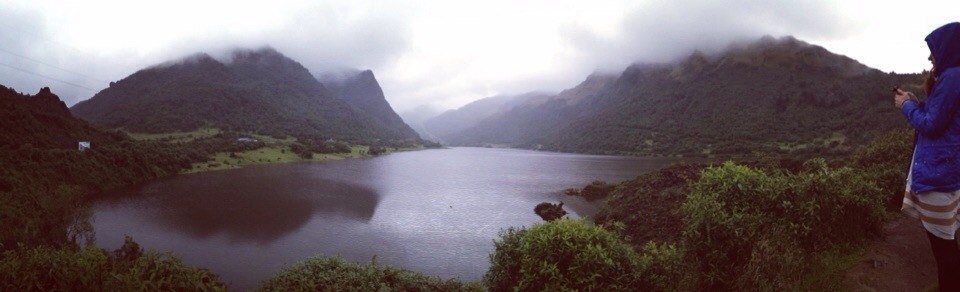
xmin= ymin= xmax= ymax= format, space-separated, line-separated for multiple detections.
xmin=0 ymin=20 xmax=129 ymax=74
xmin=0 ymin=62 xmax=97 ymax=91
xmin=0 ymin=47 xmax=110 ymax=83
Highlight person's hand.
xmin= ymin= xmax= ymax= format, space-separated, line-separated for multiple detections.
xmin=894 ymin=89 xmax=915 ymax=108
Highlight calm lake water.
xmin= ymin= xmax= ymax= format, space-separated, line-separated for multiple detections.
xmin=91 ymin=147 xmax=684 ymax=289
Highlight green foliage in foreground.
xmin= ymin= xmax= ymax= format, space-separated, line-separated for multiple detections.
xmin=681 ymin=159 xmax=887 ymax=290
xmin=570 ymin=130 xmax=911 ymax=290
xmin=259 ymin=256 xmax=481 ymax=291
xmin=484 ymin=218 xmax=677 ymax=291
xmin=0 ymin=237 xmax=223 ymax=291
xmin=848 ymin=129 xmax=913 ymax=210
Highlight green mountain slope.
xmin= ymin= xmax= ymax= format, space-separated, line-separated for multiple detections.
xmin=70 ymin=47 xmax=419 ymax=142
xmin=322 ymin=70 xmax=420 ymax=141
xmin=0 ymin=86 xmax=121 ymax=149
xmin=433 ymin=36 xmax=919 ymax=156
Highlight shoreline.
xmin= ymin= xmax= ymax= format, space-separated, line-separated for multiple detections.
xmin=182 ymin=145 xmax=428 ymax=174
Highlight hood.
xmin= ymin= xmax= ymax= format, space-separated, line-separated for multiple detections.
xmin=926 ymin=22 xmax=960 ymax=74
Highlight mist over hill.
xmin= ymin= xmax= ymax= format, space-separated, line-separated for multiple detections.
xmin=70 ymin=47 xmax=420 ymax=143
xmin=426 ymin=36 xmax=919 ymax=156
xmin=399 ymin=105 xmax=442 ymax=141
xmin=422 ymin=92 xmax=554 ymax=144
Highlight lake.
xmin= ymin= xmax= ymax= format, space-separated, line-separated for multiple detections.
xmin=90 ymin=147 xmax=685 ymax=289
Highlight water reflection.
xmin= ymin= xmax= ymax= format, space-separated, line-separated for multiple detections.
xmin=97 ymin=164 xmax=379 ymax=243
xmin=92 ymin=148 xmax=682 ymax=290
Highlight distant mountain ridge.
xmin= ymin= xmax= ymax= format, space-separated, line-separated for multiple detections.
xmin=423 ymin=92 xmax=553 ymax=143
xmin=426 ymin=36 xmax=918 ymax=155
xmin=399 ymin=105 xmax=442 ymax=141
xmin=71 ymin=47 xmax=419 ymax=142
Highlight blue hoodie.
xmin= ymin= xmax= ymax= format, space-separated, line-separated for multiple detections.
xmin=901 ymin=22 xmax=960 ymax=193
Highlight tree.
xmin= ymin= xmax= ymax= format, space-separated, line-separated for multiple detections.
xmin=484 ymin=219 xmax=648 ymax=291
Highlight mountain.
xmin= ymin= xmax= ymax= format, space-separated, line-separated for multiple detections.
xmin=399 ymin=105 xmax=442 ymax=140
xmin=71 ymin=47 xmax=419 ymax=142
xmin=429 ymin=36 xmax=919 ymax=156
xmin=436 ymin=75 xmax=616 ymax=147
xmin=320 ymin=70 xmax=419 ymax=141
xmin=422 ymin=92 xmax=553 ymax=144
xmin=0 ymin=85 xmax=122 ymax=150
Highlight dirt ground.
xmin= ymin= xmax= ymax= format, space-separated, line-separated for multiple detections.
xmin=843 ymin=214 xmax=946 ymax=292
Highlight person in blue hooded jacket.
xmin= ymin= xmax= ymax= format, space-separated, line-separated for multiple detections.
xmin=897 ymin=22 xmax=960 ymax=291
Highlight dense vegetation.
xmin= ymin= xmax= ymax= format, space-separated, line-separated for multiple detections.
xmin=427 ymin=36 xmax=920 ymax=156
xmin=484 ymin=218 xmax=674 ymax=291
xmin=259 ymin=256 xmax=481 ymax=291
xmin=71 ymin=47 xmax=421 ymax=144
xmin=557 ymin=129 xmax=913 ymax=290
xmin=0 ymin=236 xmax=223 ymax=291
xmin=0 ymin=85 xmax=222 ymax=288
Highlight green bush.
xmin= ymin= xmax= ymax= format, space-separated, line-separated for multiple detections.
xmin=849 ymin=129 xmax=913 ymax=210
xmin=681 ymin=160 xmax=886 ymax=290
xmin=484 ymin=218 xmax=662 ymax=291
xmin=259 ymin=255 xmax=480 ymax=291
xmin=0 ymin=240 xmax=223 ymax=291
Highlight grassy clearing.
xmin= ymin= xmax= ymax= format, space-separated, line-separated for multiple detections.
xmin=125 ymin=126 xmax=418 ymax=174
xmin=185 ymin=146 xmax=375 ymax=173
xmin=250 ymin=133 xmax=296 ymax=144
xmin=127 ymin=127 xmax=221 ymax=143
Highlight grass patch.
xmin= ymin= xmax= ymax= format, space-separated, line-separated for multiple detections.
xmin=186 ymin=146 xmax=300 ymax=173
xmin=184 ymin=145 xmax=377 ymax=173
xmin=250 ymin=133 xmax=296 ymax=144
xmin=797 ymin=244 xmax=866 ymax=291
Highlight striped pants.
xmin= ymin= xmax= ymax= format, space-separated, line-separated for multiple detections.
xmin=902 ymin=190 xmax=960 ymax=240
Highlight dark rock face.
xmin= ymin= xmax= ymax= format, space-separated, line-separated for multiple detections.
xmin=534 ymin=201 xmax=567 ymax=221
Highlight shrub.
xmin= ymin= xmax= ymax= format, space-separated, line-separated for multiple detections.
xmin=681 ymin=160 xmax=886 ymax=290
xmin=368 ymin=145 xmax=387 ymax=156
xmin=533 ymin=202 xmax=567 ymax=221
xmin=848 ymin=129 xmax=913 ymax=210
xmin=484 ymin=218 xmax=656 ymax=291
xmin=0 ymin=240 xmax=223 ymax=291
xmin=259 ymin=256 xmax=480 ymax=291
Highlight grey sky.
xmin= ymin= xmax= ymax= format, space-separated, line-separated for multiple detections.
xmin=0 ymin=0 xmax=955 ymax=112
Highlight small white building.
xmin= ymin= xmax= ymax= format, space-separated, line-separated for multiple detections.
xmin=78 ymin=141 xmax=91 ymax=152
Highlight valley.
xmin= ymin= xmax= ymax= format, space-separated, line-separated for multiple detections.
xmin=0 ymin=27 xmax=938 ymax=290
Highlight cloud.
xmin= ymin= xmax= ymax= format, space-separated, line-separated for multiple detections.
xmin=562 ymin=0 xmax=856 ymax=74
xmin=0 ymin=7 xmax=104 ymax=105
xmin=0 ymin=0 xmax=863 ymax=113
xmin=380 ymin=0 xmax=858 ymax=113
xmin=0 ymin=0 xmax=413 ymax=106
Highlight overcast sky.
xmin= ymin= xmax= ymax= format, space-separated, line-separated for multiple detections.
xmin=0 ymin=0 xmax=955 ymax=112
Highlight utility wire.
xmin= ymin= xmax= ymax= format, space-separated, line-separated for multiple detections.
xmin=0 ymin=47 xmax=110 ymax=83
xmin=0 ymin=21 xmax=128 ymax=76
xmin=0 ymin=62 xmax=97 ymax=91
